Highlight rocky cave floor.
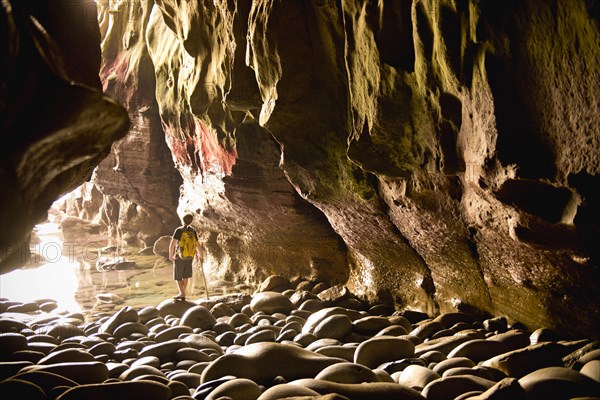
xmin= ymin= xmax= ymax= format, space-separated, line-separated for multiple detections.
xmin=1 ymin=263 xmax=599 ymax=399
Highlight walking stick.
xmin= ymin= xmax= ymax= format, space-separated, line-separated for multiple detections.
xmin=197 ymin=248 xmax=209 ymax=299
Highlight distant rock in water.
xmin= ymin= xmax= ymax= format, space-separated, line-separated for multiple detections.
xmin=94 ymin=293 xmax=124 ymax=305
xmin=96 ymin=257 xmax=137 ymax=271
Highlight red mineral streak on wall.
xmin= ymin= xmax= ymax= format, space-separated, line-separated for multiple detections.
xmin=99 ymin=51 xmax=137 ymax=105
xmin=192 ymin=117 xmax=237 ymax=176
xmin=163 ymin=117 xmax=237 ymax=177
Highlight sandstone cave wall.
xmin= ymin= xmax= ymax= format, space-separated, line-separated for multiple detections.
xmin=0 ymin=0 xmax=129 ymax=272
xmin=57 ymin=0 xmax=182 ymax=250
xmin=131 ymin=0 xmax=598 ymax=336
xmin=3 ymin=0 xmax=598 ymax=338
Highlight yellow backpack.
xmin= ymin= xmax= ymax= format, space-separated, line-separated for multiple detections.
xmin=179 ymin=227 xmax=197 ymax=259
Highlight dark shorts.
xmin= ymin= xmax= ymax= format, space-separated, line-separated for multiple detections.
xmin=174 ymin=258 xmax=193 ymax=280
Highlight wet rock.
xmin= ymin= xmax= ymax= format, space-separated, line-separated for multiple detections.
xmin=153 ymin=236 xmax=172 ymax=259
xmin=422 ymin=375 xmax=496 ymax=400
xmin=250 ymin=292 xmax=296 ymax=314
xmin=98 ymin=306 xmax=139 ymax=335
xmin=258 ymin=275 xmax=293 ymax=293
xmin=56 ymin=380 xmax=172 ymax=400
xmin=20 ymin=361 xmax=109 ymax=384
xmin=395 ymin=364 xmax=441 ymax=391
xmin=0 ymin=379 xmax=46 ymax=400
xmin=257 ymin=383 xmax=321 ymax=400
xmin=200 ymin=342 xmax=345 ymax=384
xmin=447 ymin=339 xmax=510 ymax=362
xmin=518 ymin=366 xmax=600 ymax=400
xmin=315 ymin=362 xmax=380 ymax=384
xmin=354 ymin=336 xmax=415 ymax=369
xmin=289 ymin=379 xmax=425 ymax=400
xmin=482 ymin=342 xmax=575 ymax=378
xmin=313 ymin=314 xmax=353 ymax=340
xmin=204 ymin=377 xmax=262 ymax=400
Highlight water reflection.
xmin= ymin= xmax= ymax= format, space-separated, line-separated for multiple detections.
xmin=1 ymin=222 xmax=231 ymax=314
xmin=1 ymin=222 xmax=154 ymax=312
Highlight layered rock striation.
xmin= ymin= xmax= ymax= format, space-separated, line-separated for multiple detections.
xmin=113 ymin=0 xmax=597 ymax=336
xmin=2 ymin=0 xmax=599 ymax=338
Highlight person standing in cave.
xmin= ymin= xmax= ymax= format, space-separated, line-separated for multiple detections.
xmin=169 ymin=213 xmax=203 ymax=300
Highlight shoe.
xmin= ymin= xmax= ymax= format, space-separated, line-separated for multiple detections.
xmin=173 ymin=295 xmax=184 ymax=300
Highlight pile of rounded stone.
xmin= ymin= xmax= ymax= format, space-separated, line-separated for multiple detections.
xmin=1 ymin=275 xmax=598 ymax=400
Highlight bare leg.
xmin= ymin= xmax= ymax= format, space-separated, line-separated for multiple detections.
xmin=176 ymin=279 xmax=186 ymax=297
xmin=181 ymin=278 xmax=188 ymax=296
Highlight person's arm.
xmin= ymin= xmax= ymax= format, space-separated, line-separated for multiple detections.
xmin=169 ymin=238 xmax=177 ymax=262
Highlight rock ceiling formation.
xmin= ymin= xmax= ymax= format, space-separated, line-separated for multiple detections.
xmin=1 ymin=0 xmax=598 ymax=337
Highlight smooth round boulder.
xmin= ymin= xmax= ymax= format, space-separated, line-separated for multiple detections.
xmin=156 ymin=299 xmax=196 ymax=318
xmin=9 ymin=369 xmax=79 ymax=394
xmin=245 ymin=329 xmax=276 ymax=345
xmin=170 ymin=371 xmax=202 ymax=389
xmin=210 ymin=303 xmax=235 ymax=318
xmin=414 ymin=335 xmax=473 ymax=357
xmin=353 ymin=316 xmax=391 ymax=335
xmin=131 ymin=356 xmax=161 ymax=369
xmin=179 ymin=306 xmax=217 ymax=330
xmin=302 ymin=307 xmax=362 ymax=335
xmin=119 ymin=365 xmax=165 ymax=381
xmin=138 ymin=306 xmax=160 ymax=324
xmin=354 ymin=336 xmax=415 ymax=369
xmin=88 ymin=341 xmax=116 ymax=358
xmin=37 ymin=348 xmax=95 ymax=365
xmin=465 ymin=377 xmax=526 ymax=400
xmin=518 ymin=366 xmax=600 ymax=400
xmin=422 ymin=375 xmax=496 ymax=400
xmin=410 ymin=320 xmax=444 ymax=340
xmin=39 ymin=324 xmax=84 ymax=343
xmin=250 ymin=292 xmax=295 ymax=314
xmin=182 ymin=334 xmax=224 ymax=355
xmin=432 ymin=357 xmax=476 ymax=375
xmin=154 ymin=325 xmax=193 ymax=342
xmin=314 ymin=314 xmax=353 ymax=340
xmin=483 ymin=317 xmax=508 ymax=333
xmin=258 ymin=275 xmax=292 ymax=292
xmin=299 ymin=299 xmax=325 ymax=312
xmin=289 ymin=378 xmax=425 ymax=400
xmin=257 ymin=384 xmax=320 ymax=400
xmin=7 ymin=350 xmax=45 ymax=363
xmin=315 ymin=345 xmax=356 ymax=362
xmin=0 ymin=379 xmax=46 ymax=400
xmin=315 ymin=362 xmax=380 ymax=384
xmin=0 ymin=361 xmax=34 ymax=381
xmin=55 ymin=380 xmax=172 ymax=400
xmin=289 ymin=290 xmax=319 ymax=306
xmin=200 ymin=342 xmax=345 ymax=384
xmin=306 ymin=338 xmax=343 ymax=352
xmin=0 ymin=333 xmax=28 ymax=354
xmin=20 ymin=361 xmax=109 ymax=384
xmin=580 ymin=359 xmax=600 ymax=382
xmin=447 ymin=339 xmax=510 ymax=362
xmin=113 ymin=322 xmax=149 ymax=339
xmin=205 ymin=377 xmax=262 ymax=400
xmin=395 ymin=364 xmax=441 ymax=390
xmin=98 ymin=306 xmax=139 ymax=335
xmin=433 ymin=313 xmax=476 ymax=329
xmin=487 ymin=329 xmax=530 ymax=351
xmin=376 ymin=325 xmax=408 ymax=337
xmin=138 ymin=339 xmax=190 ymax=363
xmin=481 ymin=342 xmax=568 ymax=378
